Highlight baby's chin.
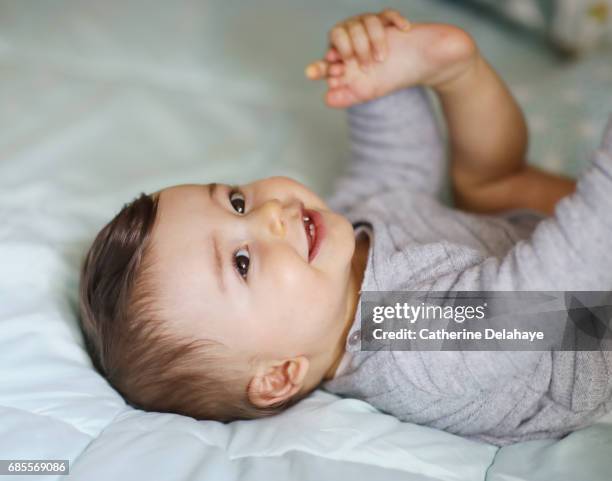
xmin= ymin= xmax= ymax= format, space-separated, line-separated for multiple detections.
xmin=335 ymin=211 xmax=360 ymax=257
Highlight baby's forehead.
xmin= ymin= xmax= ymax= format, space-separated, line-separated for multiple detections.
xmin=151 ymin=185 xmax=215 ymax=271
xmin=155 ymin=184 xmax=217 ymax=220
xmin=157 ymin=182 xmax=210 ymax=199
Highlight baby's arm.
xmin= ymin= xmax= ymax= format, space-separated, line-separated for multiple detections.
xmin=433 ymin=52 xmax=576 ymax=216
xmin=307 ymin=13 xmax=576 ymax=215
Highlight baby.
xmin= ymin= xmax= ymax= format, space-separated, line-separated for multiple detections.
xmin=79 ymin=9 xmax=612 ymax=445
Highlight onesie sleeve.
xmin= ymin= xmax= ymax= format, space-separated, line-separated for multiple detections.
xmin=326 ymin=86 xmax=447 ymax=212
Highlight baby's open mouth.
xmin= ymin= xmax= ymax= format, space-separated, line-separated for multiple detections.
xmin=302 ymin=208 xmax=323 ymax=262
xmin=303 ymin=212 xmax=315 ymax=256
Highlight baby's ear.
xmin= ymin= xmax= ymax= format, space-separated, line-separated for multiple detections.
xmin=247 ymin=357 xmax=310 ymax=408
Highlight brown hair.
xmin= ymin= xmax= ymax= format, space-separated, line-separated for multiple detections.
xmin=78 ymin=191 xmax=307 ymax=421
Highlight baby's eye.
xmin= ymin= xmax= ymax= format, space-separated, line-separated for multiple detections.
xmin=229 ymin=189 xmax=246 ymax=214
xmin=233 ymin=247 xmax=250 ymax=279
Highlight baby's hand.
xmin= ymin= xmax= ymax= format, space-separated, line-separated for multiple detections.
xmin=305 ymin=9 xmax=479 ymax=108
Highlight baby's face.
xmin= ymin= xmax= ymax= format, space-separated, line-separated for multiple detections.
xmin=150 ymin=177 xmax=357 ymax=363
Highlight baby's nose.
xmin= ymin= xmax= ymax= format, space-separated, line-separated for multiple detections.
xmin=255 ymin=198 xmax=304 ymax=238
xmin=255 ymin=199 xmax=285 ymax=237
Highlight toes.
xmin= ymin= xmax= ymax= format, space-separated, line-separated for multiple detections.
xmin=325 ymin=47 xmax=341 ymax=62
xmin=306 ymin=59 xmax=346 ymax=80
xmin=305 ymin=60 xmax=328 ymax=79
xmin=327 ymin=76 xmax=344 ymax=88
xmin=328 ymin=63 xmax=345 ymax=77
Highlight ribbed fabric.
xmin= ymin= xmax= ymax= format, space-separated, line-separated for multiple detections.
xmin=321 ymin=86 xmax=612 ymax=446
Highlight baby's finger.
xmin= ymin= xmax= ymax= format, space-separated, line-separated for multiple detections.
xmin=304 ymin=60 xmax=329 ymax=80
xmin=379 ymin=8 xmax=411 ymax=31
xmin=346 ymin=19 xmax=373 ymax=67
xmin=329 ymin=25 xmax=354 ymax=60
xmin=362 ymin=14 xmax=387 ymax=62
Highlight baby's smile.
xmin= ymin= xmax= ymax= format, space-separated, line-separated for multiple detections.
xmin=303 ymin=208 xmax=325 ymax=262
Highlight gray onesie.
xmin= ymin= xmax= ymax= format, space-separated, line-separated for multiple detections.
xmin=321 ymin=86 xmax=612 ymax=446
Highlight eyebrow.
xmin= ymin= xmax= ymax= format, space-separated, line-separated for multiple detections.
xmin=206 ymin=183 xmax=226 ymax=295
xmin=209 ymin=182 xmax=218 ymax=200
xmin=211 ymin=233 xmax=226 ymax=295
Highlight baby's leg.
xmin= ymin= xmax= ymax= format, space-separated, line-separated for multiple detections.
xmin=433 ymin=54 xmax=576 ymax=216
xmin=459 ymin=165 xmax=576 ymax=216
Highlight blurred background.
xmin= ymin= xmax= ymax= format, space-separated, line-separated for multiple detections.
xmin=1 ymin=1 xmax=611 ymax=192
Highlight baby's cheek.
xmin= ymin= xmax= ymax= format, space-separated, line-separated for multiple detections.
xmin=273 ymin=263 xmax=320 ymax=307
xmin=275 ymin=261 xmax=310 ymax=292
xmin=299 ymin=271 xmax=338 ymax=313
